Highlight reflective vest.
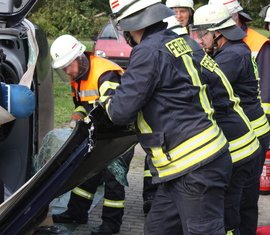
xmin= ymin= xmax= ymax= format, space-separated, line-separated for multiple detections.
xmin=71 ymin=54 xmax=124 ymax=103
xmin=243 ymin=28 xmax=270 ymax=117
xmin=243 ymin=28 xmax=269 ymax=59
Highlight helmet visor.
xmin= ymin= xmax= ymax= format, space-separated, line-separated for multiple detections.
xmin=55 ymin=54 xmax=89 ymax=82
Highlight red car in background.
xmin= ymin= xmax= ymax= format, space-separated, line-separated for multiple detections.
xmin=92 ymin=22 xmax=132 ymax=69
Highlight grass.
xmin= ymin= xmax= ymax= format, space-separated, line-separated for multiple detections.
xmin=53 ymin=74 xmax=74 ymax=128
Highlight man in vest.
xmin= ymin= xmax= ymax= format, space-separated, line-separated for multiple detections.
xmin=207 ymin=1 xmax=270 ymax=234
xmin=50 ymin=34 xmax=134 ymax=235
xmin=99 ymin=1 xmax=233 ymax=234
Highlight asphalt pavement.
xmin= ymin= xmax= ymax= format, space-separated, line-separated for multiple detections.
xmin=45 ymin=144 xmax=270 ymax=235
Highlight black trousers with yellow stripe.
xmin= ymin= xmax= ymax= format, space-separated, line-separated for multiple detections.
xmin=144 ymin=150 xmax=232 ymax=235
xmin=67 ymin=148 xmax=134 ymax=231
xmin=240 ymin=133 xmax=270 ymax=235
xmin=143 ymin=156 xmax=158 ymax=202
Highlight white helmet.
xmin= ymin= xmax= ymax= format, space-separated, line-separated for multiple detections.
xmin=193 ymin=4 xmax=246 ymax=40
xmin=265 ymin=7 xmax=270 ymax=22
xmin=109 ymin=0 xmax=174 ymax=31
xmin=208 ymin=0 xmax=252 ymax=21
xmin=163 ymin=16 xmax=188 ymax=35
xmin=208 ymin=0 xmax=242 ymax=15
xmin=166 ymin=0 xmax=194 ymax=10
xmin=193 ymin=4 xmax=235 ymax=31
xmin=50 ymin=34 xmax=86 ymax=69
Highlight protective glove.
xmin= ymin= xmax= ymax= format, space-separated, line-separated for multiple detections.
xmin=69 ymin=105 xmax=87 ymax=128
xmin=0 ymin=82 xmax=35 ymax=118
xmin=90 ymin=101 xmax=113 ymax=132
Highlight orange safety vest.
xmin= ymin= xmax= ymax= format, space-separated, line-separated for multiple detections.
xmin=243 ymin=28 xmax=270 ymax=58
xmin=243 ymin=28 xmax=270 ymax=116
xmin=71 ymin=54 xmax=124 ymax=103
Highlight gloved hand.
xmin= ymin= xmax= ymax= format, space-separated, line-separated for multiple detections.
xmin=69 ymin=105 xmax=87 ymax=128
xmin=0 ymin=82 xmax=35 ymax=118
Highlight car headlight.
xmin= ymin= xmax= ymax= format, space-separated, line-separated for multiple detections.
xmin=94 ymin=50 xmax=106 ymax=58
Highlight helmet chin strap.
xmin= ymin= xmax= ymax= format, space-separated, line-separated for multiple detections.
xmin=211 ymin=32 xmax=223 ymax=55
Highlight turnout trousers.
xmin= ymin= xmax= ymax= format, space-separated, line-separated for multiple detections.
xmin=240 ymin=134 xmax=270 ymax=235
xmin=144 ymin=150 xmax=232 ymax=235
xmin=225 ymin=155 xmax=260 ymax=234
xmin=67 ymin=148 xmax=134 ymax=231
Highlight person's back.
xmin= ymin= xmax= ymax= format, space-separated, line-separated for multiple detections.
xmin=110 ymin=23 xmax=229 ymax=175
xmin=104 ymin=1 xmax=233 ymax=234
xmin=192 ymin=3 xmax=270 ymax=234
xmin=214 ymin=41 xmax=267 ymax=128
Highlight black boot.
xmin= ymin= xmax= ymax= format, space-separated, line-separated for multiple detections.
xmin=91 ymin=223 xmax=120 ymax=235
xmin=52 ymin=210 xmax=88 ymax=224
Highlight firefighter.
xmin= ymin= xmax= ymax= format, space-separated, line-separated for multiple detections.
xmin=50 ymin=34 xmax=134 ymax=235
xmin=260 ymin=5 xmax=270 ymax=33
xmin=142 ymin=15 xmax=190 ymax=217
xmin=208 ymin=1 xmax=270 ymax=234
xmin=167 ymin=7 xmax=262 ymax=234
xmin=192 ymin=4 xmax=270 ymax=234
xmin=98 ymin=1 xmax=233 ymax=234
xmin=165 ymin=0 xmax=194 ymax=27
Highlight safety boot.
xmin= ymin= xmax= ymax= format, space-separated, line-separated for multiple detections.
xmin=91 ymin=223 xmax=120 ymax=235
xmin=52 ymin=210 xmax=88 ymax=224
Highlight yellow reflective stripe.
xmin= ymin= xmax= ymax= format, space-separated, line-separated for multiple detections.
xmin=226 ymin=230 xmax=234 ymax=235
xmin=73 ymin=105 xmax=87 ymax=115
xmin=137 ymin=111 xmax=164 ymax=158
xmin=138 ymin=111 xmax=226 ymax=169
xmin=262 ymin=103 xmax=270 ymax=115
xmin=99 ymin=95 xmax=110 ymax=103
xmin=229 ymin=130 xmax=258 ymax=152
xmin=72 ymin=187 xmax=94 ymax=200
xmin=144 ymin=170 xmax=152 ymax=177
xmin=157 ymin=131 xmax=227 ymax=178
xmin=152 ymin=125 xmax=222 ymax=167
xmin=103 ymin=199 xmax=124 ymax=208
xmin=250 ymin=114 xmax=270 ymax=138
xmin=99 ymin=81 xmax=119 ymax=97
xmin=182 ymin=54 xmax=215 ymax=123
xmin=229 ymin=136 xmax=260 ymax=163
xmin=87 ymin=100 xmax=95 ymax=104
xmin=214 ymin=68 xmax=252 ymax=128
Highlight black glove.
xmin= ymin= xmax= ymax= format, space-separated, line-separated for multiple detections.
xmin=89 ymin=102 xmax=116 ymax=133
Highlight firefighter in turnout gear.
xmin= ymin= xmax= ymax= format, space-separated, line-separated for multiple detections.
xmin=192 ymin=4 xmax=270 ymax=234
xmin=207 ymin=1 xmax=270 ymax=234
xmin=50 ymin=34 xmax=134 ymax=235
xmin=260 ymin=4 xmax=270 ymax=32
xmin=165 ymin=0 xmax=194 ymax=27
xmin=98 ymin=1 xmax=233 ymax=234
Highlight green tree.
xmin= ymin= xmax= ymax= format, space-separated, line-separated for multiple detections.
xmin=29 ymin=0 xmax=268 ymax=38
xmin=29 ymin=0 xmax=109 ymax=38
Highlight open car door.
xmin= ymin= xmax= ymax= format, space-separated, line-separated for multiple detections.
xmin=0 ymin=0 xmax=54 ymax=197
xmin=0 ymin=108 xmax=138 ymax=234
